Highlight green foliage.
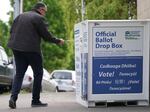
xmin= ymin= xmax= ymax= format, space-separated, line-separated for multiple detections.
xmin=0 ymin=20 xmax=8 ymax=45
xmin=0 ymin=20 xmax=12 ymax=55
xmin=86 ymin=0 xmax=129 ymax=20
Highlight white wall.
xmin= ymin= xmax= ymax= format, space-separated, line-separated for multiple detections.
xmin=137 ymin=0 xmax=150 ymax=19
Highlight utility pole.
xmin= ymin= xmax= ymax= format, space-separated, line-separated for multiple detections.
xmin=14 ymin=0 xmax=23 ymax=19
xmin=81 ymin=0 xmax=85 ymax=21
xmin=128 ymin=0 xmax=132 ymax=20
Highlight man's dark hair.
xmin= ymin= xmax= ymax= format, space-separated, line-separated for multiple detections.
xmin=32 ymin=2 xmax=46 ymax=10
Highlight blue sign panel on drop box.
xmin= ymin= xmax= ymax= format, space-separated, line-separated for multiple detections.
xmin=92 ymin=56 xmax=143 ymax=94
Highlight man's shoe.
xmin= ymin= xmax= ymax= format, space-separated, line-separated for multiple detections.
xmin=31 ymin=101 xmax=48 ymax=107
xmin=9 ymin=99 xmax=16 ymax=109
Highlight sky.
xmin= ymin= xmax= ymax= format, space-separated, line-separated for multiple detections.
xmin=0 ymin=0 xmax=12 ymax=22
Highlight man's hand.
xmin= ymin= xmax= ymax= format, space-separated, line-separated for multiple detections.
xmin=58 ymin=38 xmax=64 ymax=45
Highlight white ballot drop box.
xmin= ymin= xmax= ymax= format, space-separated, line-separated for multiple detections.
xmin=74 ymin=20 xmax=150 ymax=107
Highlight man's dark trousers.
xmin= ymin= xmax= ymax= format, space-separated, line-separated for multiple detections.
xmin=10 ymin=50 xmax=43 ymax=102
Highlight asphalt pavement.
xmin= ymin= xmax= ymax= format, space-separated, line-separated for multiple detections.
xmin=0 ymin=92 xmax=149 ymax=112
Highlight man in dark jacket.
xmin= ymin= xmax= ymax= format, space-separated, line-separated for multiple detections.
xmin=8 ymin=2 xmax=64 ymax=109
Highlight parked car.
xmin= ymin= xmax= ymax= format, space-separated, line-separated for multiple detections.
xmin=49 ymin=70 xmax=76 ymax=92
xmin=41 ymin=69 xmax=56 ymax=92
xmin=0 ymin=45 xmax=14 ymax=93
xmin=22 ymin=66 xmax=56 ymax=92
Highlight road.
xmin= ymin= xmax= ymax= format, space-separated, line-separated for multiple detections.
xmin=0 ymin=92 xmax=149 ymax=112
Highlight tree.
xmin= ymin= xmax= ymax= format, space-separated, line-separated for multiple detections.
xmin=0 ymin=20 xmax=11 ymax=54
xmin=85 ymin=0 xmax=129 ymax=20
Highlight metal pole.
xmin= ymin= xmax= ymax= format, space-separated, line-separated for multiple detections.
xmin=128 ymin=0 xmax=132 ymax=20
xmin=81 ymin=0 xmax=85 ymax=21
xmin=20 ymin=0 xmax=23 ymax=14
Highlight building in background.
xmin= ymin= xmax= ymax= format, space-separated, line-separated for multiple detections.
xmin=137 ymin=0 xmax=150 ymax=19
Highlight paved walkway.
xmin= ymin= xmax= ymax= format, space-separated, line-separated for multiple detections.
xmin=0 ymin=92 xmax=149 ymax=112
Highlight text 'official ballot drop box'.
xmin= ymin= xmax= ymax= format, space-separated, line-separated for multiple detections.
xmin=74 ymin=20 xmax=150 ymax=107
